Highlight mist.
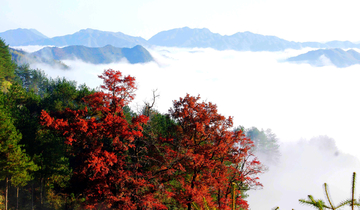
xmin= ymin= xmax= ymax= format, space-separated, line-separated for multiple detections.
xmin=29 ymin=46 xmax=360 ymax=209
xmin=10 ymin=45 xmax=56 ymax=52
xmin=248 ymin=136 xmax=360 ymax=209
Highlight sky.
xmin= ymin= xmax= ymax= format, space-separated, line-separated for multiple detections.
xmin=2 ymin=0 xmax=360 ymax=42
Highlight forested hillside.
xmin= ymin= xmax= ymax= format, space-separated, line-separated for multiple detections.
xmin=0 ymin=38 xmax=275 ymax=210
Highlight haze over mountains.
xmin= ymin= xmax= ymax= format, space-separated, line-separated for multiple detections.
xmin=148 ymin=27 xmax=360 ymax=51
xmin=9 ymin=45 xmax=153 ymax=68
xmin=9 ymin=47 xmax=70 ymax=69
xmin=0 ymin=28 xmax=48 ymax=46
xmin=286 ymin=48 xmax=360 ymax=68
xmin=2 ymin=27 xmax=360 ymax=68
xmin=33 ymin=45 xmax=153 ymax=64
xmin=2 ymin=27 xmax=360 ymax=51
xmin=20 ymin=28 xmax=148 ymax=48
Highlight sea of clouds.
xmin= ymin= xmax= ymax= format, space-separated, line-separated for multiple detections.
xmin=25 ymin=46 xmax=360 ymax=210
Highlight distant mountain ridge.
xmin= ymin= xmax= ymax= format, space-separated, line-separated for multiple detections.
xmin=148 ymin=27 xmax=302 ymax=51
xmin=9 ymin=48 xmax=70 ymax=69
xmin=32 ymin=45 xmax=153 ymax=64
xmin=148 ymin=27 xmax=360 ymax=51
xmin=286 ymin=48 xmax=360 ymax=68
xmin=2 ymin=27 xmax=360 ymax=52
xmin=21 ymin=28 xmax=148 ymax=48
xmin=0 ymin=28 xmax=48 ymax=46
xmin=9 ymin=45 xmax=154 ymax=68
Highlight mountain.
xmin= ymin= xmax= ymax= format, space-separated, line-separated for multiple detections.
xmin=4 ymin=27 xmax=360 ymax=52
xmin=22 ymin=28 xmax=148 ymax=48
xmin=286 ymin=48 xmax=360 ymax=68
xmin=9 ymin=48 xmax=69 ymax=69
xmin=148 ymin=27 xmax=300 ymax=51
xmin=31 ymin=45 xmax=154 ymax=64
xmin=0 ymin=28 xmax=48 ymax=46
xmin=148 ymin=27 xmax=303 ymax=51
xmin=148 ymin=27 xmax=360 ymax=51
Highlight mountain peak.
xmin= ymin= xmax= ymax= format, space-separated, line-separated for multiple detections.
xmin=0 ymin=28 xmax=48 ymax=46
xmin=28 ymin=29 xmax=48 ymax=39
xmin=179 ymin=26 xmax=210 ymax=31
xmin=148 ymin=27 xmax=300 ymax=51
xmin=79 ymin=28 xmax=99 ymax=33
xmin=19 ymin=29 xmax=148 ymax=48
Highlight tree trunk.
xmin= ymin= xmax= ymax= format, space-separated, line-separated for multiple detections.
xmin=187 ymin=172 xmax=198 ymax=210
xmin=218 ymin=189 xmax=221 ymax=208
xmin=232 ymin=183 xmax=235 ymax=210
xmin=5 ymin=176 xmax=8 ymax=210
xmin=64 ymin=195 xmax=67 ymax=210
xmin=40 ymin=177 xmax=43 ymax=208
xmin=43 ymin=178 xmax=46 ymax=206
xmin=31 ymin=183 xmax=34 ymax=210
xmin=16 ymin=186 xmax=19 ymax=210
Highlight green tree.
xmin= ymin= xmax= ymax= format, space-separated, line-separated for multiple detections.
xmin=31 ymin=78 xmax=93 ymax=209
xmin=0 ymin=38 xmax=16 ymax=92
xmin=15 ymin=64 xmax=50 ymax=97
xmin=3 ymin=67 xmax=93 ymax=209
xmin=0 ymin=101 xmax=37 ymax=210
xmin=42 ymin=77 xmax=92 ymax=111
xmin=244 ymin=127 xmax=280 ymax=164
xmin=299 ymin=173 xmax=359 ymax=210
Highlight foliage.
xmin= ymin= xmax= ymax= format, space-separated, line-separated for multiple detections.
xmin=40 ymin=69 xmax=166 ymax=209
xmin=0 ymin=38 xmax=16 ymax=92
xmin=0 ymin=191 xmax=4 ymax=210
xmin=242 ymin=127 xmax=280 ymax=165
xmin=15 ymin=64 xmax=50 ymax=97
xmin=0 ymin=93 xmax=38 ymax=186
xmin=156 ymin=94 xmax=264 ymax=209
xmin=299 ymin=172 xmax=359 ymax=210
xmin=0 ymin=97 xmax=38 ymax=210
xmin=40 ymin=69 xmax=265 ymax=210
xmin=192 ymin=183 xmax=239 ymax=210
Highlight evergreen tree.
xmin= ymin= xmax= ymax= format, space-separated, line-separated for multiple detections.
xmin=15 ymin=64 xmax=50 ymax=97
xmin=244 ymin=127 xmax=280 ymax=164
xmin=0 ymin=38 xmax=16 ymax=92
xmin=0 ymin=100 xmax=37 ymax=210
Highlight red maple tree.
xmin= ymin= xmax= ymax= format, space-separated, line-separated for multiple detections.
xmin=40 ymin=69 xmax=167 ymax=209
xmin=40 ymin=69 xmax=264 ymax=210
xmin=158 ymin=94 xmax=263 ymax=210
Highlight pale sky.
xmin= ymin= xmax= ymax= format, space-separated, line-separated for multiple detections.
xmin=2 ymin=0 xmax=360 ymax=42
xmin=5 ymin=1 xmax=360 ymax=206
